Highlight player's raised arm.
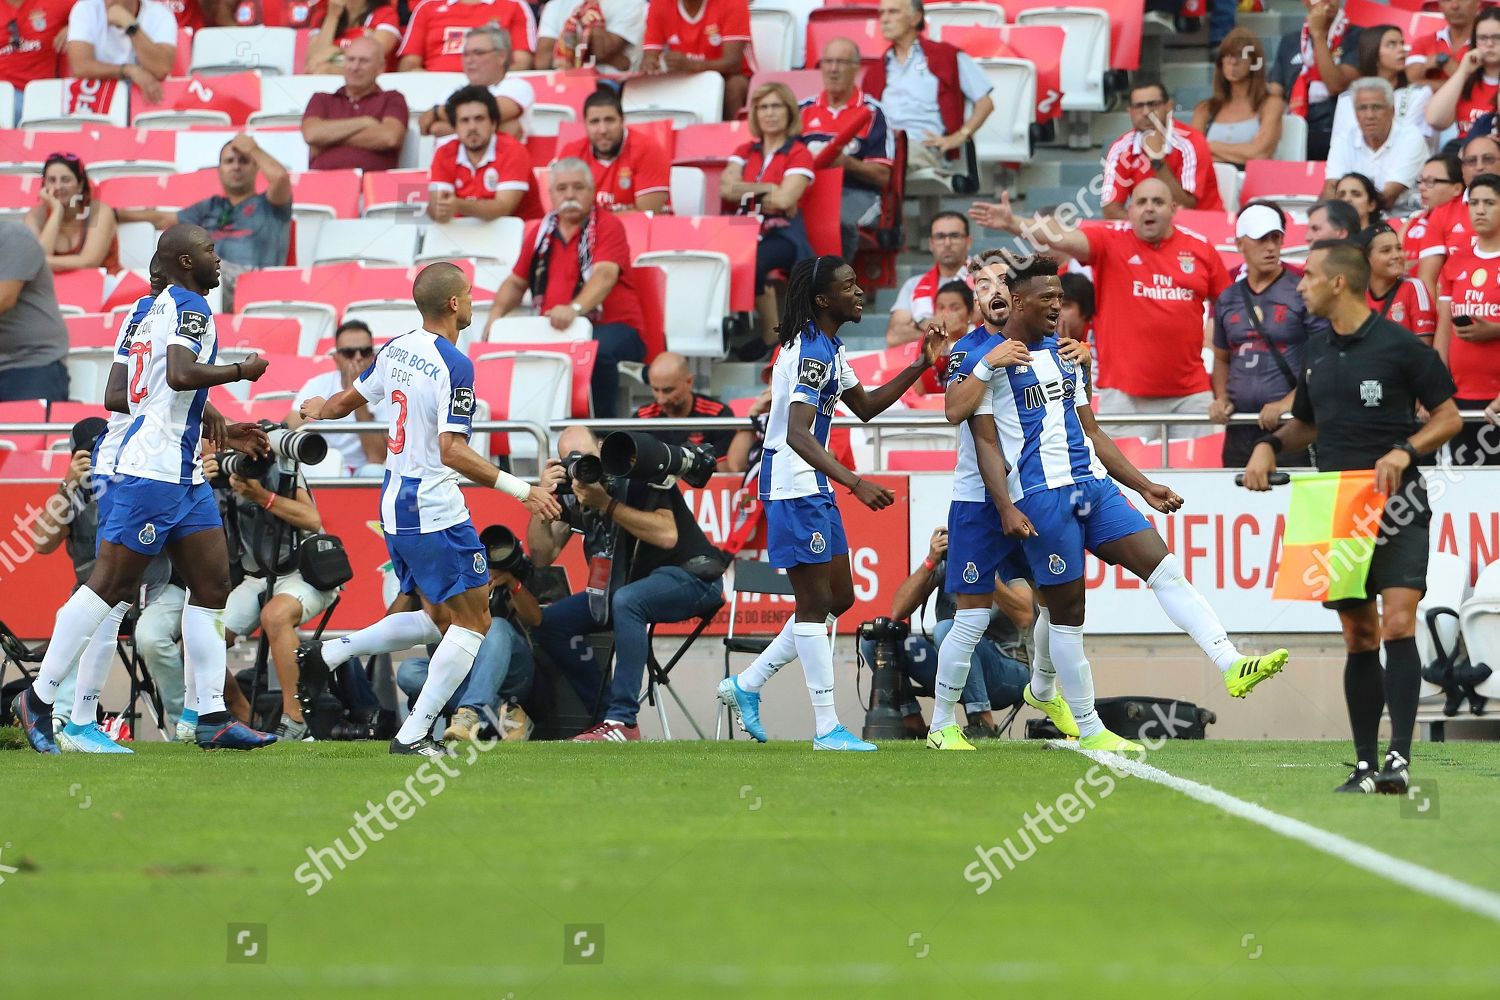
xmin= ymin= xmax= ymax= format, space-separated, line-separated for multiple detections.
xmin=299 ymin=386 xmax=368 ymax=423
xmin=842 ymin=325 xmax=944 ymax=421
xmin=970 ymin=191 xmax=1092 ymax=262
xmin=166 ymin=346 xmax=267 ymax=392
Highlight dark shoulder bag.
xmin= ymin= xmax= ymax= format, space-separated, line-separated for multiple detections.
xmin=298 ymin=533 xmax=354 ymax=591
xmin=1238 ymin=281 xmax=1299 ymax=392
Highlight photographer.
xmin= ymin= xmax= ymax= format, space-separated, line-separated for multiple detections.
xmin=528 ymin=426 xmax=726 ymax=742
xmin=207 ymin=447 xmax=336 ymax=742
xmin=863 ymin=526 xmax=1033 ymax=740
xmin=396 ymin=524 xmax=540 ymax=743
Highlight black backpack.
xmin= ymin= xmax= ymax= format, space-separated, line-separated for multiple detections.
xmin=1026 ymin=697 xmax=1216 ymax=741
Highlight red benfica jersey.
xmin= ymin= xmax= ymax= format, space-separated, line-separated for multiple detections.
xmin=0 ymin=0 xmax=68 ymax=89
xmin=1083 ymin=223 xmax=1230 ymax=397
xmin=399 ymin=0 xmax=538 ymax=70
xmin=1367 ymin=277 xmax=1436 ymax=339
xmin=429 ymin=133 xmax=544 ymax=219
xmin=1438 ymin=239 xmax=1500 ymax=399
xmin=1416 ymin=194 xmax=1472 ymax=264
xmin=558 ymin=128 xmax=671 ymax=210
xmin=642 ymin=0 xmax=754 ymax=76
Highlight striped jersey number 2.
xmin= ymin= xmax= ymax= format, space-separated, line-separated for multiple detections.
xmin=389 ymin=389 xmax=408 ymax=454
xmin=128 ymin=340 xmax=151 ymax=403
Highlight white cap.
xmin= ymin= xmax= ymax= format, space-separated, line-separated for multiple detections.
xmin=1236 ymin=203 xmax=1284 ymax=240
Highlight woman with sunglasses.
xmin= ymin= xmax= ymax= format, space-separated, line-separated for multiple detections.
xmin=23 ymin=153 xmax=119 ymax=273
xmin=287 ymin=320 xmax=390 ymax=475
xmin=1401 ymin=153 xmax=1463 ymax=274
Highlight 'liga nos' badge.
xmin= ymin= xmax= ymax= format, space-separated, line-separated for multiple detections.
xmin=809 ymin=532 xmax=826 ymax=555
xmin=1048 ymin=553 xmax=1066 ymax=576
xmin=1177 ymin=251 xmax=1195 ymax=275
xmin=473 ymin=552 xmax=487 ymax=575
xmin=962 ymin=562 xmax=980 ymax=585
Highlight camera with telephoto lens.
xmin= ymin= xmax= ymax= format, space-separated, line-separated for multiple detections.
xmin=600 ymin=431 xmax=716 ymax=489
xmin=211 ymin=449 xmax=273 ymax=488
xmin=857 ymin=616 xmax=910 ymax=644
xmin=479 ymin=524 xmax=533 ymax=586
xmin=555 ymin=450 xmax=605 ymax=497
xmin=265 ymin=424 xmax=328 ymax=466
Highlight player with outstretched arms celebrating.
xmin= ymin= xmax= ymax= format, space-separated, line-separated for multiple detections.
xmin=14 ymin=226 xmax=276 ymax=754
xmin=966 ymin=257 xmax=1291 ymax=752
xmin=716 ymin=255 xmax=943 ymax=750
xmin=296 ymin=262 xmax=563 ymax=756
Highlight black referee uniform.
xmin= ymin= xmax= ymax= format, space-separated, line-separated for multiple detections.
xmin=1289 ymin=311 xmax=1457 ymax=779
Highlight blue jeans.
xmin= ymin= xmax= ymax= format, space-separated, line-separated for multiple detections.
xmin=591 ymin=322 xmax=645 ymax=418
xmin=0 ymin=360 xmax=69 ymax=402
xmin=932 ymin=618 xmax=1030 ymax=713
xmin=534 ymin=566 xmax=724 ymax=726
xmin=396 ymin=617 xmax=534 ymax=715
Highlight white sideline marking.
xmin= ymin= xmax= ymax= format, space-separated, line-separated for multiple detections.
xmin=1053 ymin=741 xmax=1500 ymax=925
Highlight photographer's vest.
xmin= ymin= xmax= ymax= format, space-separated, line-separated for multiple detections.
xmin=230 ymin=472 xmax=303 ymax=578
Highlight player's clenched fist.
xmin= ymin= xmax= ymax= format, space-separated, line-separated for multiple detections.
xmin=1000 ymin=505 xmax=1036 ymax=539
xmin=852 ymin=477 xmax=894 ymax=511
xmin=238 ymin=352 xmax=269 ymax=382
xmin=1140 ymin=481 xmax=1184 ymax=513
xmin=298 ymin=395 xmax=329 ymax=421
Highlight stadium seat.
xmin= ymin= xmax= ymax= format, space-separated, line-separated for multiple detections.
xmin=804 ymin=17 xmax=886 ymax=66
xmin=249 ymin=74 xmax=344 ymax=127
xmin=362 ymin=168 xmax=430 ymax=219
xmin=191 ymin=27 xmax=299 ymax=77
xmin=1214 ymin=162 xmax=1242 ymax=215
xmin=0 ymin=400 xmax=48 ymax=452
xmin=745 ymin=69 xmax=823 ymax=106
xmin=469 ymin=339 xmax=596 ymax=417
xmin=1417 ymin=550 xmax=1470 ymax=700
xmin=750 ymin=7 xmax=799 ymax=72
xmin=936 ymin=26 xmax=1063 ymax=127
xmin=311 ymin=218 xmax=420 ymax=267
xmin=632 ymin=249 xmax=729 ymax=358
xmin=748 ymin=0 xmax=820 ymax=67
xmin=216 ymin=315 xmax=304 ymax=354
xmin=233 ymin=267 xmax=345 ymax=350
xmin=53 ymin=269 xmax=108 ymax=316
xmin=485 ymin=315 xmax=593 ymax=345
xmin=116 ymin=221 xmax=159 ymax=272
xmin=669 ymin=167 xmax=707 ymax=216
xmin=1240 ymin=160 xmax=1327 ymax=215
xmin=972 ymin=57 xmax=1036 ymax=163
xmin=924 ymin=2 xmax=1008 ymax=33
xmin=103 ymin=270 xmax=153 ymax=313
xmin=1463 ymin=560 xmax=1500 ymax=699
xmin=634 ymin=264 xmax=667 ymax=361
xmin=174 ymin=127 xmax=309 ymax=173
xmin=236 ymin=352 xmax=336 ymax=401
xmin=0 ymin=174 xmax=41 ymax=223
xmin=1273 ymin=115 xmax=1309 ymax=162
xmin=801 ymin=168 xmax=845 ymax=258
xmin=21 ymin=79 xmax=131 ymax=129
xmin=647 ymin=214 xmax=759 ymax=312
xmin=672 ymin=121 xmax=755 ymax=167
xmin=64 ymin=348 xmax=119 ymax=404
xmin=341 ymin=302 xmax=426 ymax=340
xmin=131 ymin=72 xmax=262 ymax=128
xmin=375 ymin=71 xmax=469 ymax=121
xmin=0 ymin=82 xmax=13 ymax=129
xmin=1006 ymin=0 xmax=1141 ymax=71
xmin=417 ymin=217 xmax=527 ymax=292
xmin=65 ymin=314 xmax=120 ymax=350
xmin=1174 ymin=209 xmax=1235 ymax=249
xmin=622 ymin=71 xmax=725 ymax=126
xmin=98 ymin=168 xmax=224 ymax=212
xmin=1012 ymin=4 xmax=1109 ymax=112
xmin=519 ymin=70 xmax=606 ymax=122
xmin=472 ymin=350 xmax=573 ymax=460
xmin=530 ymin=104 xmax=577 ymax=136
xmin=12 ymin=127 xmax=178 ymax=180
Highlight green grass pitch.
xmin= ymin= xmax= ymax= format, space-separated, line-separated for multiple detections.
xmin=2 ymin=736 xmax=1498 ymax=999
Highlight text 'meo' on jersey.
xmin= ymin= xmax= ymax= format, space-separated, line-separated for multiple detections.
xmin=759 ymin=324 xmax=859 ymax=501
xmin=943 ymin=326 xmax=1003 ymax=504
xmin=979 ymin=335 xmax=1106 ymax=503
xmin=113 ymin=286 xmax=217 ymax=486
xmin=353 ymin=329 xmax=477 ymax=535
xmin=95 ymin=293 xmax=158 ymax=478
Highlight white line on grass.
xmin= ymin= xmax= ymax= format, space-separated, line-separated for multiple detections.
xmin=1052 ymin=741 xmax=1500 ymax=925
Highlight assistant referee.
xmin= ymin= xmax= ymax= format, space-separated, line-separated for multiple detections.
xmin=1243 ymin=240 xmax=1462 ymax=796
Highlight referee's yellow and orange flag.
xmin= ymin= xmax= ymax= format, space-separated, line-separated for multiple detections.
xmin=1273 ymin=470 xmax=1390 ymax=602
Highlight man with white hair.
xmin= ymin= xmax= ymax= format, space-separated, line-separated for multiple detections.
xmin=419 ymin=25 xmax=535 ymax=138
xmin=1324 ymin=77 xmax=1429 ymax=206
xmin=481 ymin=158 xmax=651 ymax=416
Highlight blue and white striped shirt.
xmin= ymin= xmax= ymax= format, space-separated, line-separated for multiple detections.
xmin=759 ymin=324 xmax=858 ymax=501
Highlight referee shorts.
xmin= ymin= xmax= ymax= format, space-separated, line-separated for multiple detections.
xmin=1323 ymin=491 xmax=1431 ymax=610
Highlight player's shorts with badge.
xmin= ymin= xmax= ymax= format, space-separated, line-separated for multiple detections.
xmin=946 ymin=499 xmax=1030 ymax=593
xmin=386 ymin=521 xmax=488 ymax=605
xmin=765 ymin=493 xmax=848 ymax=569
xmin=1014 ymin=477 xmax=1151 ymax=585
xmin=100 ymin=476 xmax=222 ymax=555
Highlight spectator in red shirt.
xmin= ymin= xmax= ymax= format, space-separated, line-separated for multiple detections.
xmin=1402 ymin=154 xmax=1463 ymax=273
xmin=483 ymin=158 xmax=649 ymax=416
xmin=0 ymin=0 xmax=69 ymax=116
xmin=1415 ymin=134 xmax=1500 ymax=297
xmin=557 ymin=87 xmax=670 ymax=213
xmin=1409 ymin=0 xmax=1479 ymax=84
xmin=1362 ymin=221 xmax=1435 ymax=344
xmin=1437 ymin=172 xmax=1500 ymax=464
xmin=399 ymin=0 xmax=536 ymax=72
xmin=641 ymin=0 xmax=754 ymax=120
xmin=418 ymin=26 xmax=535 ymax=139
xmin=1102 ymin=78 xmax=1222 ymax=219
xmin=304 ymin=0 xmax=402 ymax=74
xmin=1426 ymin=8 xmax=1500 ymax=141
xmin=973 ymin=177 xmax=1231 ymax=440
xmin=427 ymin=84 xmax=543 ymax=222
xmin=300 ymin=36 xmax=408 ymax=172
xmin=720 ymin=81 xmax=816 ymax=360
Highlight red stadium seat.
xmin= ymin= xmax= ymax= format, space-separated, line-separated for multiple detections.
xmin=467 ymin=340 xmax=598 ymax=418
xmin=215 ymin=315 xmax=304 ymax=354
xmin=939 ymin=25 xmax=1065 ymax=123
xmin=647 ymin=215 xmax=760 ymax=313
xmin=98 ymin=168 xmax=225 ymax=211
xmin=1174 ymin=209 xmax=1236 ymax=249
xmin=744 ymin=70 xmax=823 ymax=108
xmin=634 ymin=264 xmax=667 ymax=364
xmin=728 ymin=396 xmax=759 ymax=417
xmin=43 ymin=401 xmax=108 ymax=449
xmin=0 ymin=173 xmax=41 ymax=210
xmin=21 ymin=78 xmax=131 ymax=128
xmin=0 ymin=400 xmax=48 ymax=452
xmin=103 ymin=271 xmax=151 ymax=313
xmin=290 ymin=169 xmax=362 ymax=219
xmin=65 ymin=314 xmax=120 ymax=350
xmin=131 ymin=72 xmax=262 ymax=128
xmin=617 ymin=212 xmax=651 ymax=256
xmin=171 ymin=28 xmax=194 ymax=76
xmin=801 ymin=168 xmax=845 ymax=258
xmin=1342 ymin=0 xmax=1442 ymax=42
xmin=53 ymin=270 xmax=107 ymax=315
xmin=805 ymin=17 xmax=887 ymax=65
xmin=362 ymin=168 xmax=430 ymax=217
xmin=672 ymin=122 xmax=754 ymax=166
xmin=886 ymin=449 xmax=959 ymax=471
xmin=526 ymin=69 xmax=606 ymax=120
xmin=526 ymin=133 xmax=558 ymax=170
xmin=238 ymin=353 xmax=336 ymax=400
xmin=1002 ymin=0 xmax=1144 ymax=71
xmin=1240 ymin=160 xmax=1327 ymax=208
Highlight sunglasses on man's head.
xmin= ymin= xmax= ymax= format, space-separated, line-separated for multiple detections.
xmin=336 ymin=346 xmax=375 ymax=359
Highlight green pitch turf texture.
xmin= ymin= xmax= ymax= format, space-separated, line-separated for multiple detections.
xmin=2 ymin=736 xmax=1498 ymax=999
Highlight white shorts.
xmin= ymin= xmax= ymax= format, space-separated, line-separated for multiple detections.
xmin=223 ymin=570 xmax=338 ymax=637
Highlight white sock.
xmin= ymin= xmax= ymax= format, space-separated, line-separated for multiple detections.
xmin=182 ymin=604 xmax=229 ymax=716
xmin=397 ymin=625 xmax=482 ymax=745
xmin=738 ymin=617 xmax=799 ymax=692
xmin=70 ymin=602 xmax=130 ymax=726
xmin=1030 ymin=605 xmax=1056 ymax=701
xmin=183 ymin=652 xmax=198 ymax=717
xmin=1146 ymin=553 xmax=1240 ymax=672
xmin=1048 ymin=623 xmax=1101 ymax=738
xmin=323 ymin=611 xmax=442 ymax=668
xmin=29 ymin=587 xmax=113 ymax=706
xmin=933 ymin=608 xmax=988 ymax=732
xmin=792 ymin=621 xmax=840 ymax=736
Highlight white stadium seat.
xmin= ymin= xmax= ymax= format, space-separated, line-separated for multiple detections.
xmin=311 ymin=219 xmax=420 ymax=267
xmin=1418 ymin=551 xmax=1471 ymax=700
xmin=669 ymin=166 xmax=707 ymax=216
xmin=376 ymin=72 xmax=469 ymax=120
xmin=249 ymin=75 xmax=346 ymax=127
xmin=972 ymin=58 xmax=1035 ymax=164
xmin=529 ymin=103 xmax=576 ymax=136
xmin=190 ymin=26 xmax=298 ymax=77
xmin=1215 ymin=161 xmax=1242 ymax=215
xmin=21 ymin=79 xmax=130 ymax=128
xmin=632 ymin=250 xmax=729 ymax=357
xmin=1274 ymin=115 xmax=1309 ymax=162
xmin=623 ymin=71 xmax=724 ymax=126
xmin=484 ymin=315 xmax=593 ymax=344
xmin=417 ymin=218 xmax=526 ymax=292
xmin=1015 ymin=6 xmax=1109 ymax=113
xmin=1463 ymin=561 xmax=1500 ymax=699
xmin=116 ymin=221 xmax=160 ymax=272
xmin=174 ymin=128 xmax=310 ymax=173
xmin=750 ymin=0 xmax=818 ymax=68
xmin=750 ymin=8 xmax=798 ymax=72
xmin=64 ymin=348 xmax=119 ymax=405
xmin=342 ymin=302 xmax=428 ymax=341
xmin=924 ymin=2 xmax=1006 ymax=34
xmin=472 ymin=349 xmax=574 ymax=463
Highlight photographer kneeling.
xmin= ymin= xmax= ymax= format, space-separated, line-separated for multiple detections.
xmin=209 ymin=432 xmax=337 ymax=742
xmin=396 ymin=524 xmax=541 ymax=742
xmin=528 ymin=426 xmax=726 ymax=742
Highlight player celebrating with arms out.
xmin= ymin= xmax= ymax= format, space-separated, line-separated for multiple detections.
xmin=968 ymin=257 xmax=1290 ymax=752
xmin=718 ymin=255 xmax=943 ymax=750
xmin=297 ymin=262 xmax=563 ymax=756
xmin=14 ymin=225 xmax=276 ymax=754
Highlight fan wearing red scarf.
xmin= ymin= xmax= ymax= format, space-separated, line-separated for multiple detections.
xmin=1286 ymin=0 xmax=1361 ymax=161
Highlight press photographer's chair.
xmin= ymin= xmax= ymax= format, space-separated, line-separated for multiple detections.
xmin=718 ymin=559 xmax=799 ymax=739
xmin=643 ymin=597 xmax=726 ymax=740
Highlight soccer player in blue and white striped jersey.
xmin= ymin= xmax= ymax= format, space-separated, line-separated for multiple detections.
xmin=717 ymin=255 xmax=943 ymax=750
xmin=967 ymin=257 xmax=1289 ymax=751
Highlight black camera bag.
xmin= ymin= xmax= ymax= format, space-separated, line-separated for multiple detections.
xmin=297 ymin=533 xmax=354 ymax=591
